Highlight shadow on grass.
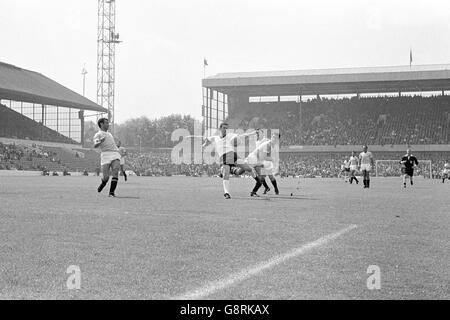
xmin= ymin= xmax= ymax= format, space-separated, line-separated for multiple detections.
xmin=233 ymin=195 xmax=318 ymax=201
xmin=113 ymin=196 xmax=141 ymax=199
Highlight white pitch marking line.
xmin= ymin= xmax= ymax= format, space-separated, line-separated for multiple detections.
xmin=174 ymin=224 xmax=358 ymax=300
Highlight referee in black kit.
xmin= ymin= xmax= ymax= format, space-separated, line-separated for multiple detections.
xmin=400 ymin=148 xmax=419 ymax=188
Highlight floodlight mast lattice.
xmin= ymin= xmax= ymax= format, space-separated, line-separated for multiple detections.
xmin=97 ymin=0 xmax=121 ymax=134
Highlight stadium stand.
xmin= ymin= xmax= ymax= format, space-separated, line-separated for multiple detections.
xmin=226 ymin=96 xmax=450 ymax=146
xmin=0 ymin=141 xmax=100 ymax=173
xmin=0 ymin=103 xmax=78 ymax=144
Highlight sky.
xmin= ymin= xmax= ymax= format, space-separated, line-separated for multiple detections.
xmin=1 ymin=0 xmax=450 ymax=124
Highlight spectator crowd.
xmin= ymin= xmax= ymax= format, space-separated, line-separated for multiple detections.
xmin=121 ymin=150 xmax=450 ymax=179
xmin=227 ymin=95 xmax=450 ymax=147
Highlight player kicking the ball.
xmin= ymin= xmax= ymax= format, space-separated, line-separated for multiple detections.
xmin=359 ymin=145 xmax=375 ymax=189
xmin=400 ymin=149 xmax=418 ymax=188
xmin=93 ymin=118 xmax=121 ymax=197
xmin=192 ymin=123 xmax=261 ymax=199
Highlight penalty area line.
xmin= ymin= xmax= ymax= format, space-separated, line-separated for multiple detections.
xmin=173 ymin=224 xmax=358 ymax=300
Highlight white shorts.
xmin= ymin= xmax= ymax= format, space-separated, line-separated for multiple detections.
xmin=360 ymin=164 xmax=372 ymax=172
xmin=350 ymin=165 xmax=358 ymax=171
xmin=261 ymin=160 xmax=276 ymax=175
xmin=245 ymin=154 xmax=259 ymax=166
xmin=443 ymin=169 xmax=450 ymax=175
xmin=101 ymin=151 xmax=121 ymax=166
xmin=120 ymin=157 xmax=125 ymax=166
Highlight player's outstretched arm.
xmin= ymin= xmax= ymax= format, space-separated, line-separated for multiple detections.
xmin=93 ymin=136 xmax=105 ymax=148
xmin=236 ymin=130 xmax=259 ymax=139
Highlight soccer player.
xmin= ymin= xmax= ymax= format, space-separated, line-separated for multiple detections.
xmin=117 ymin=140 xmax=128 ymax=181
xmin=359 ymin=145 xmax=375 ymax=189
xmin=348 ymin=151 xmax=359 ymax=184
xmin=442 ymin=162 xmax=450 ymax=183
xmin=93 ymin=118 xmax=121 ymax=197
xmin=201 ymin=123 xmax=260 ymax=199
xmin=400 ymin=149 xmax=419 ymax=188
xmin=339 ymin=158 xmax=350 ymax=181
xmin=252 ymin=129 xmax=279 ymax=196
xmin=248 ymin=131 xmax=281 ymax=197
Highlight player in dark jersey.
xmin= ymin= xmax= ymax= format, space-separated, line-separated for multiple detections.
xmin=400 ymin=149 xmax=419 ymax=188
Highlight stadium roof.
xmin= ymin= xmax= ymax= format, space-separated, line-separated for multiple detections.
xmin=0 ymin=61 xmax=106 ymax=112
xmin=202 ymin=64 xmax=450 ymax=96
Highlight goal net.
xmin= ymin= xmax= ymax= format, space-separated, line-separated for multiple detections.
xmin=375 ymin=160 xmax=432 ymax=179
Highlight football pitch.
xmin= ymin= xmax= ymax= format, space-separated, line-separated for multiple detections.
xmin=0 ymin=175 xmax=448 ymax=300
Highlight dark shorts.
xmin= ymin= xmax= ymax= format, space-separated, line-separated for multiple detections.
xmin=402 ymin=168 xmax=414 ymax=176
xmin=220 ymin=152 xmax=238 ymax=166
xmin=344 ymin=168 xmax=350 ymax=172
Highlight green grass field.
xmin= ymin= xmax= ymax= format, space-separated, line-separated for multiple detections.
xmin=0 ymin=175 xmax=448 ymax=300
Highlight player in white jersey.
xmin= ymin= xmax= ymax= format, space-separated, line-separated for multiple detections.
xmin=248 ymin=130 xmax=280 ymax=196
xmin=93 ymin=118 xmax=121 ymax=197
xmin=359 ymin=145 xmax=375 ymax=189
xmin=339 ymin=159 xmax=350 ymax=180
xmin=442 ymin=162 xmax=450 ymax=183
xmin=117 ymin=140 xmax=127 ymax=182
xmin=348 ymin=151 xmax=359 ymax=184
xmin=201 ymin=122 xmax=260 ymax=199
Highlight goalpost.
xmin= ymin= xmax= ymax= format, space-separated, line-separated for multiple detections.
xmin=375 ymin=160 xmax=433 ymax=179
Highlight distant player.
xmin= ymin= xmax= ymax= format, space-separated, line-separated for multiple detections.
xmin=359 ymin=145 xmax=375 ymax=189
xmin=117 ymin=140 xmax=128 ymax=181
xmin=442 ymin=162 xmax=450 ymax=183
xmin=250 ymin=130 xmax=279 ymax=196
xmin=93 ymin=118 xmax=121 ymax=197
xmin=348 ymin=151 xmax=359 ymax=184
xmin=400 ymin=149 xmax=418 ymax=188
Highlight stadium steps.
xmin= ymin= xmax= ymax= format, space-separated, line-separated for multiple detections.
xmin=0 ymin=104 xmax=78 ymax=144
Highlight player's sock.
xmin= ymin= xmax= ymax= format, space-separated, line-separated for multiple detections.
xmin=349 ymin=177 xmax=353 ymax=184
xmin=367 ymin=180 xmax=370 ymax=188
xmin=411 ymin=180 xmax=413 ymax=186
xmin=109 ymin=177 xmax=118 ymax=195
xmin=252 ymin=177 xmax=262 ymax=194
xmin=404 ymin=182 xmax=406 ymax=188
xmin=97 ymin=178 xmax=108 ymax=193
xmin=223 ymin=180 xmax=230 ymax=195
xmin=270 ymin=179 xmax=279 ymax=194
xmin=123 ymin=171 xmax=127 ymax=181
xmin=262 ymin=179 xmax=270 ymax=191
xmin=354 ymin=177 xmax=359 ymax=184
